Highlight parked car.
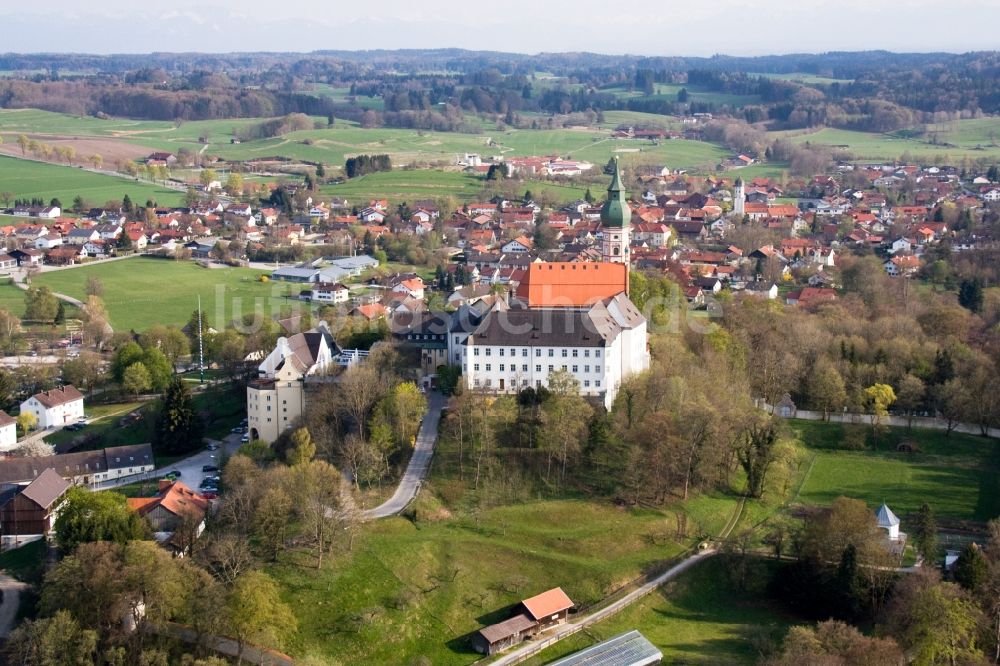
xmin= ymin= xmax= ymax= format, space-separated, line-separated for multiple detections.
xmin=230 ymin=426 xmax=243 ymax=434
xmin=168 ymin=470 xmax=182 ymax=478
xmin=206 ymin=443 xmax=220 ymax=451
xmin=201 ymin=491 xmax=218 ymax=500
xmin=202 ymin=465 xmax=219 ymax=473
xmin=240 ymin=434 xmax=250 ymax=443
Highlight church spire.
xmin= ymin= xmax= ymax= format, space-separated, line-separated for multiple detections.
xmin=600 ymin=156 xmax=631 ymax=229
xmin=599 ymin=156 xmax=631 ymax=271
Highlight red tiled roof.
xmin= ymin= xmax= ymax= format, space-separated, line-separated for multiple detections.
xmin=514 ymin=262 xmax=627 ymax=307
xmin=520 ymin=587 xmax=574 ymax=621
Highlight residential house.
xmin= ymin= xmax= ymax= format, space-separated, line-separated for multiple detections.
xmin=884 ymin=255 xmax=921 ymax=277
xmin=501 ymin=236 xmax=534 ymax=254
xmin=10 ymin=248 xmax=43 ymax=267
xmin=20 ymin=386 xmax=84 ymax=429
xmin=785 ymin=287 xmax=838 ymax=308
xmin=744 ymin=281 xmax=778 ymax=300
xmin=128 ymin=479 xmax=209 ymax=553
xmin=45 ymin=245 xmax=85 ymax=266
xmin=34 ymin=234 xmax=63 ymax=250
xmin=391 ymin=277 xmax=426 ymax=300
xmin=350 ymin=303 xmax=387 ymax=321
xmin=309 ymin=282 xmax=350 ymax=304
xmin=632 ymin=223 xmax=672 ymax=247
xmin=95 ymin=223 xmax=122 ymax=240
xmin=66 ymin=228 xmax=99 ymax=245
xmin=0 ymin=411 xmax=15 ymax=451
xmin=83 ymin=239 xmax=109 ymax=257
xmin=0 ymin=254 xmax=16 ymax=272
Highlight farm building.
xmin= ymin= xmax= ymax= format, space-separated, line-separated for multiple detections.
xmin=472 ymin=587 xmax=574 ymax=655
xmin=0 ymin=468 xmax=71 ymax=543
xmin=548 ymin=630 xmax=662 ymax=666
xmin=472 ymin=613 xmax=536 ymax=655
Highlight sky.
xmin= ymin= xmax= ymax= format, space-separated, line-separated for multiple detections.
xmin=2 ymin=0 xmax=997 ymax=56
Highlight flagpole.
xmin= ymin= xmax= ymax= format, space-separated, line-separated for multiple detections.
xmin=197 ymin=295 xmax=204 ymax=384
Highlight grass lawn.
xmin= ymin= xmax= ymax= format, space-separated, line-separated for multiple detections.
xmin=269 ymin=496 xmax=727 ymax=665
xmin=0 ymin=277 xmax=26 ymax=317
xmin=789 ymin=420 xmax=1000 ymax=523
xmin=0 ymin=154 xmax=184 ymax=207
xmin=0 ymin=538 xmax=47 ymax=584
xmin=44 ymin=400 xmax=151 ymax=450
xmin=43 ymin=385 xmax=242 ymax=457
xmin=32 ymin=257 xmax=294 ymax=331
xmin=521 ymin=557 xmax=798 ymax=666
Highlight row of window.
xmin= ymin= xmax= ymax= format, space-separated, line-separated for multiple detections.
xmin=472 ymin=378 xmax=602 ymax=389
xmin=473 ymin=347 xmax=602 ymax=358
xmin=473 ymin=364 xmax=602 ymax=374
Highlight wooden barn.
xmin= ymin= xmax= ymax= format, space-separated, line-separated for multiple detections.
xmin=472 ymin=587 xmax=574 ymax=655
xmin=0 ymin=468 xmax=71 ymax=538
xmin=517 ymin=587 xmax=574 ymax=631
xmin=472 ymin=613 xmax=536 ymax=655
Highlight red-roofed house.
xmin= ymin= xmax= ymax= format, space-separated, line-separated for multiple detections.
xmin=20 ymin=386 xmax=84 ymax=429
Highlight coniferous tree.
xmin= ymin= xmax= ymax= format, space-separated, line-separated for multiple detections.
xmin=154 ymin=376 xmax=204 ymax=455
xmin=913 ymin=503 xmax=938 ymax=562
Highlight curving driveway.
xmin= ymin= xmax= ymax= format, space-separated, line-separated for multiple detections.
xmin=363 ymin=391 xmax=445 ymax=520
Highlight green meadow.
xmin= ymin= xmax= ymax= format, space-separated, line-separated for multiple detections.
xmin=32 ymin=257 xmax=287 ymax=331
xmin=785 ymin=124 xmax=1000 ymax=162
xmin=270 ymin=494 xmax=742 ymax=665
xmin=789 ymin=420 xmax=1000 ymax=523
xmin=521 ymin=558 xmax=798 ymax=666
xmin=0 ymin=154 xmax=184 ymax=206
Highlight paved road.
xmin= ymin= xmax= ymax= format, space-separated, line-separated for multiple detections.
xmin=362 ymin=391 xmax=445 ymax=520
xmin=0 ymin=573 xmax=28 ymax=638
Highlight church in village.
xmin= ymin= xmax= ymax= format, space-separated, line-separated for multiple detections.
xmin=460 ymin=158 xmax=651 ymax=409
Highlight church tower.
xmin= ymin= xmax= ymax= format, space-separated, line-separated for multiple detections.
xmin=733 ymin=177 xmax=745 ymax=216
xmin=600 ymin=156 xmax=631 ymax=267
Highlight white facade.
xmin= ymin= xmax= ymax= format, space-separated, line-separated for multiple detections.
xmin=20 ymin=389 xmax=84 ymax=429
xmin=0 ymin=415 xmax=16 ymax=451
xmin=311 ymin=284 xmax=349 ymax=304
xmin=601 ymin=225 xmax=630 ymax=265
xmin=461 ymin=296 xmax=649 ymax=410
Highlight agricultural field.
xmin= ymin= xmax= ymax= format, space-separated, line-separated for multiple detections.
xmin=785 ymin=125 xmax=1000 ymax=162
xmin=789 ymin=420 xmax=1000 ymax=523
xmin=321 ymin=170 xmax=484 ymax=201
xmin=753 ymin=72 xmax=854 ymax=85
xmin=306 ymin=84 xmax=385 ymax=110
xmin=31 ymin=257 xmax=290 ymax=331
xmin=521 ymin=558 xmax=798 ymax=666
xmin=0 ymin=154 xmax=184 ymax=207
xmin=0 ymin=107 xmax=732 ymax=175
xmin=602 ymin=83 xmax=761 ymax=108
